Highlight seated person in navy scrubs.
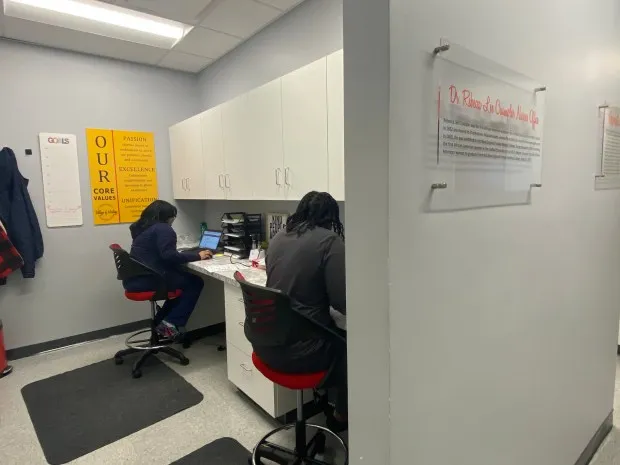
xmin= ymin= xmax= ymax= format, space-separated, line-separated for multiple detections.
xmin=126 ymin=200 xmax=211 ymax=339
xmin=261 ymin=191 xmax=348 ymax=432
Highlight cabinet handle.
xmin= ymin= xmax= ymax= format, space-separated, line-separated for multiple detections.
xmin=240 ymin=363 xmax=252 ymax=372
xmin=218 ymin=174 xmax=224 ymax=188
xmin=187 ymin=178 xmax=191 ymax=191
xmin=181 ymin=178 xmax=187 ymax=191
xmin=284 ymin=168 xmax=291 ymax=186
xmin=225 ymin=174 xmax=231 ymax=188
xmin=275 ymin=168 xmax=281 ymax=186
xmin=238 ymin=321 xmax=244 ymax=327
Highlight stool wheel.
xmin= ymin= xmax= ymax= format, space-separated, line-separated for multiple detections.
xmin=132 ymin=369 xmax=142 ymax=379
xmin=180 ymin=357 xmax=190 ymax=366
xmin=114 ymin=356 xmax=123 ymax=365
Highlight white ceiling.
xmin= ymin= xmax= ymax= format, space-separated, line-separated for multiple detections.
xmin=0 ymin=0 xmax=305 ymax=73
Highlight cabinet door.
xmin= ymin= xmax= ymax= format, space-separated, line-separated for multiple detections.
xmin=221 ymin=94 xmax=254 ymax=200
xmin=247 ymin=79 xmax=285 ymax=200
xmin=327 ymin=50 xmax=345 ymax=201
xmin=282 ymin=57 xmax=329 ymax=200
xmin=200 ymin=107 xmax=227 ymax=200
xmin=169 ymin=116 xmax=200 ymax=199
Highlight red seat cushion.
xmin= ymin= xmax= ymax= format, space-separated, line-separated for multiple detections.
xmin=251 ymin=353 xmax=327 ymax=390
xmin=124 ymin=289 xmax=182 ymax=302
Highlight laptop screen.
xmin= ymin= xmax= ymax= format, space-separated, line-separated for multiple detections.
xmin=199 ymin=230 xmax=222 ymax=250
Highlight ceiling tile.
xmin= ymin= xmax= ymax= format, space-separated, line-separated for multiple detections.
xmin=201 ymin=0 xmax=282 ymax=39
xmin=254 ymin=0 xmax=304 ymax=11
xmin=100 ymin=0 xmax=214 ymax=24
xmin=3 ymin=18 xmax=168 ymax=65
xmin=159 ymin=51 xmax=213 ymax=73
xmin=173 ymin=26 xmax=241 ymax=58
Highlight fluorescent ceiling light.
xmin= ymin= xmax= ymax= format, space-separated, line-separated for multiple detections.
xmin=4 ymin=0 xmax=193 ymax=49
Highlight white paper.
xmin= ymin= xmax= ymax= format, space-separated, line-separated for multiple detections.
xmin=39 ymin=133 xmax=83 ymax=227
xmin=595 ymin=107 xmax=620 ymax=190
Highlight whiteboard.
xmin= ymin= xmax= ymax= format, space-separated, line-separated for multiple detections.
xmin=39 ymin=133 xmax=83 ymax=228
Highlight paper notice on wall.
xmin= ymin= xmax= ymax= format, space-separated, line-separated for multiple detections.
xmin=86 ymin=128 xmax=158 ymax=225
xmin=39 ymin=133 xmax=83 ymax=228
xmin=86 ymin=129 xmax=120 ymax=225
xmin=113 ymin=131 xmax=158 ymax=223
xmin=595 ymin=106 xmax=620 ymax=190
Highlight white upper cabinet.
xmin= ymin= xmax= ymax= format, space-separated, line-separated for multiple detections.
xmin=221 ymin=94 xmax=255 ymax=200
xmin=169 ymin=50 xmax=345 ymax=203
xmin=200 ymin=106 xmax=226 ymax=200
xmin=281 ymin=57 xmax=329 ymax=200
xmin=247 ymin=78 xmax=285 ymax=200
xmin=327 ymin=49 xmax=345 ymax=201
xmin=169 ymin=114 xmax=205 ymax=200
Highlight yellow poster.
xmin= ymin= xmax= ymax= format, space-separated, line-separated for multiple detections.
xmin=86 ymin=129 xmax=120 ymax=225
xmin=86 ymin=128 xmax=158 ymax=225
xmin=113 ymin=131 xmax=158 ymax=223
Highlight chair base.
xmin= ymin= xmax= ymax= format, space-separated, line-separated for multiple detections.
xmin=252 ymin=423 xmax=347 ymax=465
xmin=114 ymin=346 xmax=189 ymax=379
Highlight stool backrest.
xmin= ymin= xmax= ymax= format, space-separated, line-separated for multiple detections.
xmin=109 ymin=244 xmax=153 ymax=281
xmin=234 ymin=271 xmax=307 ymax=347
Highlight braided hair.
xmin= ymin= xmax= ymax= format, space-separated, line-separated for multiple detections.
xmin=286 ymin=191 xmax=344 ymax=239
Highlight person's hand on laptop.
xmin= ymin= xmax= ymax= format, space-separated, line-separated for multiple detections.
xmin=199 ymin=250 xmax=213 ymax=260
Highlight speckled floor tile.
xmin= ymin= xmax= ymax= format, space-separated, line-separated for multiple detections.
xmin=0 ymin=333 xmax=347 ymax=465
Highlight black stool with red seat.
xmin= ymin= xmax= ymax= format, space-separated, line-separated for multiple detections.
xmin=234 ymin=271 xmax=348 ymax=465
xmin=110 ymin=244 xmax=190 ymax=379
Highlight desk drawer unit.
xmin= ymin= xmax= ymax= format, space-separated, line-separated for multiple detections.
xmin=224 ymin=283 xmax=303 ymax=418
xmin=227 ymin=343 xmax=276 ymax=415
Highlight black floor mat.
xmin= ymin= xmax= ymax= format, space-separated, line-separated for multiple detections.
xmin=171 ymin=438 xmax=250 ymax=464
xmin=22 ymin=356 xmax=203 ymax=465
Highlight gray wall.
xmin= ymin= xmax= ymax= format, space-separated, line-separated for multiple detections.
xmin=383 ymin=0 xmax=620 ymax=464
xmin=342 ymin=0 xmax=391 ymax=463
xmin=0 ymin=40 xmax=201 ymax=349
xmin=196 ymin=0 xmax=344 ymax=235
xmin=197 ymin=0 xmax=343 ymax=110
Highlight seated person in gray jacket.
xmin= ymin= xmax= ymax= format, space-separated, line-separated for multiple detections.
xmin=261 ymin=191 xmax=348 ymax=432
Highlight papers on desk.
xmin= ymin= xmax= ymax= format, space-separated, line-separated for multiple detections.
xmin=206 ymin=264 xmax=247 ymax=273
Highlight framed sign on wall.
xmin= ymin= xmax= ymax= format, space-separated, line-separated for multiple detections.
xmin=266 ymin=213 xmax=288 ymax=242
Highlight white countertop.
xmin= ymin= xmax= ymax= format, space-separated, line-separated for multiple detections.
xmin=185 ymin=255 xmax=267 ymax=288
xmin=186 ymin=255 xmax=347 ymax=330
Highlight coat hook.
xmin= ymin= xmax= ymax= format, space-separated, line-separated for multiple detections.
xmin=534 ymin=87 xmax=546 ymax=93
xmin=431 ymin=182 xmax=448 ymax=190
xmin=530 ymin=183 xmax=542 ymax=188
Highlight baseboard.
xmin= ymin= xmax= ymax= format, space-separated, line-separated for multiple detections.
xmin=574 ymin=411 xmax=613 ymax=465
xmin=6 ymin=319 xmax=151 ymax=361
xmin=6 ymin=320 xmax=227 ymax=361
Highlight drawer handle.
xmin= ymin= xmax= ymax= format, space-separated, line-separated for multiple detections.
xmin=238 ymin=298 xmax=244 ymax=303
xmin=240 ymin=363 xmax=252 ymax=372
xmin=238 ymin=321 xmax=244 ymax=327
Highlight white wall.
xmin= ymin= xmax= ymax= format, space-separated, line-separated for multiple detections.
xmin=0 ymin=40 xmax=201 ymax=349
xmin=379 ymin=1 xmax=620 ymax=464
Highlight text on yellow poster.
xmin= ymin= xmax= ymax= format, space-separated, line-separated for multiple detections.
xmin=86 ymin=129 xmax=120 ymax=225
xmin=86 ymin=128 xmax=158 ymax=225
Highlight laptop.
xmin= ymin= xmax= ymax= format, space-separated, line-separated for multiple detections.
xmin=181 ymin=230 xmax=222 ymax=253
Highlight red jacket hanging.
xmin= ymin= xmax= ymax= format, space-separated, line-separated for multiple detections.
xmin=0 ymin=225 xmax=23 ymax=282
